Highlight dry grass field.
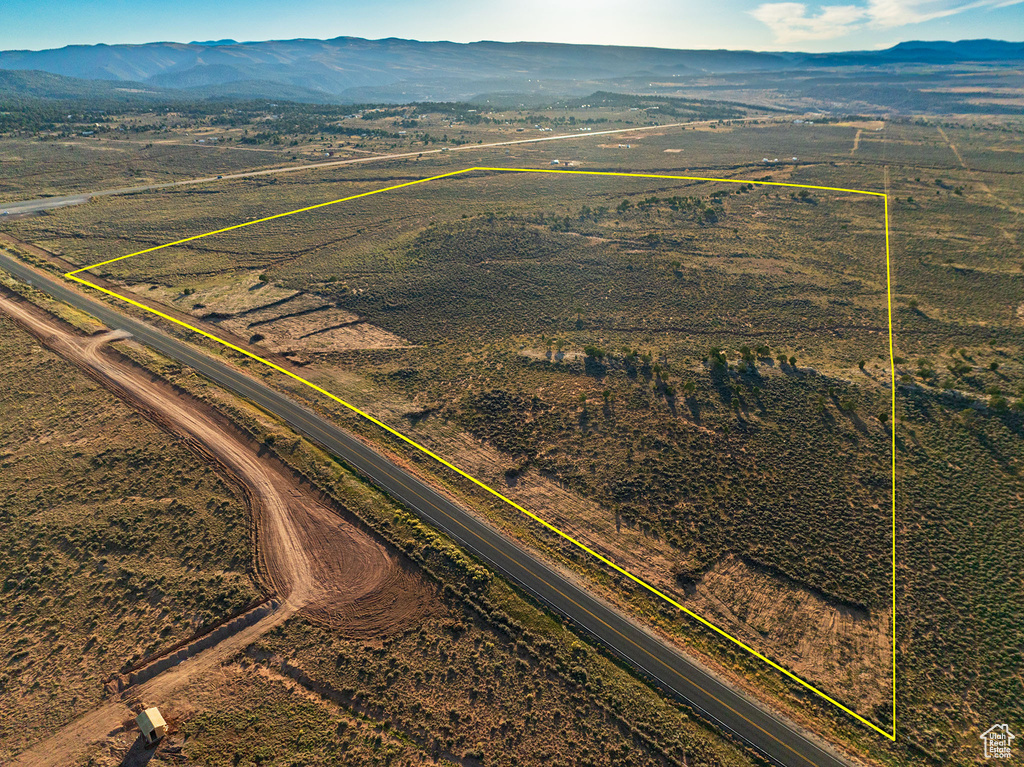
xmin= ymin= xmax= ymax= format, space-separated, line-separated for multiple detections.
xmin=0 ymin=312 xmax=258 ymax=762
xmin=3 ymin=109 xmax=1023 ymax=764
xmin=67 ymin=336 xmax=756 ymax=767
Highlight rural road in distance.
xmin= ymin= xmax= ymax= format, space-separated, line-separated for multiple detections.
xmin=0 ymin=251 xmax=853 ymax=767
xmin=0 ymin=115 xmax=767 ymax=216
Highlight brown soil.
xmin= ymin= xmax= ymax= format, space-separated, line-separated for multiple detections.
xmin=0 ymin=290 xmax=434 ymax=629
xmin=136 ymin=274 xmax=299 ymax=316
xmin=833 ymin=120 xmax=885 ymax=130
xmin=126 ymin=275 xmax=412 ymax=353
xmin=355 ymin=391 xmax=889 ymax=711
xmin=685 ymin=555 xmax=889 ymax=712
xmin=0 ymin=233 xmax=301 ymax=368
xmin=224 ymin=306 xmax=410 ymax=353
xmin=0 ymin=290 xmax=436 ymax=766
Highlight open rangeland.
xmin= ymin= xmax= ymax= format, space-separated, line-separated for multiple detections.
xmin=2 ymin=103 xmax=1023 ymax=765
xmin=0 ymin=273 xmax=754 ymax=767
xmin=0 ymin=289 xmax=434 ymax=764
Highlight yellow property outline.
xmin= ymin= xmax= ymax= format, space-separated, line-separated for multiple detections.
xmin=64 ymin=166 xmax=898 ymax=741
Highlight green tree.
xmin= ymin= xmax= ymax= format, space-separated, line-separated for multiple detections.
xmin=708 ymin=347 xmax=728 ymax=368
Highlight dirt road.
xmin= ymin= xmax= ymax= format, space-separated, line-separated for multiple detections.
xmin=0 ymin=115 xmax=771 ymax=216
xmin=935 ymin=124 xmax=1022 ymax=242
xmin=1 ymin=292 xmax=434 ymax=766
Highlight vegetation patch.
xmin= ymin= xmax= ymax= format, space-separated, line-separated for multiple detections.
xmin=0 ymin=315 xmax=256 ymax=761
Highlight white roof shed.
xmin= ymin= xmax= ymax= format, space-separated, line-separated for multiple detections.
xmin=136 ymin=707 xmax=167 ymax=745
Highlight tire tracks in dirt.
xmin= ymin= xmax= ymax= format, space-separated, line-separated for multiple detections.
xmin=1 ymin=291 xmax=435 ymax=767
xmin=935 ymin=125 xmax=1022 ymax=243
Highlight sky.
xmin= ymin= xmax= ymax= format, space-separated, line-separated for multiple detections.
xmin=3 ymin=0 xmax=1022 ymax=52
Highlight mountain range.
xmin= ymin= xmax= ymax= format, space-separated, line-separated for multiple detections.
xmin=0 ymin=36 xmax=1021 ymax=105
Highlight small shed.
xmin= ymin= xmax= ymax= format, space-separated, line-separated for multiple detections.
xmin=136 ymin=707 xmax=167 ymax=746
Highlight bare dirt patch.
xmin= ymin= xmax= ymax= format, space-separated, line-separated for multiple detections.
xmin=127 ymin=274 xmax=412 ymax=352
xmin=834 ymin=120 xmax=885 ymax=131
xmin=1 ymin=291 xmax=438 ymax=767
xmin=231 ymin=291 xmax=332 ymax=324
xmin=683 ymin=555 xmax=889 ymax=712
xmin=132 ymin=273 xmax=297 ymax=316
xmin=231 ymin=307 xmax=411 ymax=353
xmin=0 ymin=292 xmax=436 ymax=632
xmin=517 ymin=347 xmax=586 ymax=363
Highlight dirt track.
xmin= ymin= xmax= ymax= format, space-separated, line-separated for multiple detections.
xmin=1 ymin=291 xmax=435 ymax=766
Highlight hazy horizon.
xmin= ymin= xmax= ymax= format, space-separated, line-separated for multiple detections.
xmin=4 ymin=0 xmax=1023 ymax=54
xmin=4 ymin=32 xmax=1022 ymax=56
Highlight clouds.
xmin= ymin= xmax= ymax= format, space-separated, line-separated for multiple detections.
xmin=751 ymin=2 xmax=865 ymax=43
xmin=751 ymin=0 xmax=1023 ymax=44
xmin=865 ymin=0 xmax=981 ymax=26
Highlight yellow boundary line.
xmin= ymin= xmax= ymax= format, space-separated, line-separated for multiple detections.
xmin=64 ymin=166 xmax=897 ymax=741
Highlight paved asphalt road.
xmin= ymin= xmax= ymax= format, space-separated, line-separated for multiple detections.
xmin=0 ymin=252 xmax=852 ymax=767
xmin=0 ymin=193 xmax=93 ymax=215
xmin=0 ymin=115 xmax=770 ymax=217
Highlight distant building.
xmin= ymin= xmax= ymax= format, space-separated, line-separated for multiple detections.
xmin=136 ymin=707 xmax=167 ymax=746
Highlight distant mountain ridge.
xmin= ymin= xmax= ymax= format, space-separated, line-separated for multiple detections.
xmin=0 ymin=36 xmax=1019 ymax=104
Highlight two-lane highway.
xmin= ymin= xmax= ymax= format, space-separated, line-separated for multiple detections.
xmin=0 ymin=251 xmax=854 ymax=767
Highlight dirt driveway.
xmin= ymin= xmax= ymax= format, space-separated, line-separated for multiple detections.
xmin=1 ymin=291 xmax=435 ymax=766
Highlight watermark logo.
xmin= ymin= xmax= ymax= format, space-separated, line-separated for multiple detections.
xmin=981 ymin=724 xmax=1015 ymax=760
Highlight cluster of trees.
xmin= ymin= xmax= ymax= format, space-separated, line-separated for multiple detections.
xmin=0 ymin=92 xmax=504 ymax=138
xmin=708 ymin=344 xmax=778 ymax=371
xmin=561 ymin=91 xmax=750 ymax=121
xmin=407 ymin=101 xmax=495 ymax=124
xmin=525 ymin=113 xmax=610 ymax=126
xmin=0 ymin=98 xmax=119 ymax=133
xmin=611 ymin=186 xmax=759 ymax=225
